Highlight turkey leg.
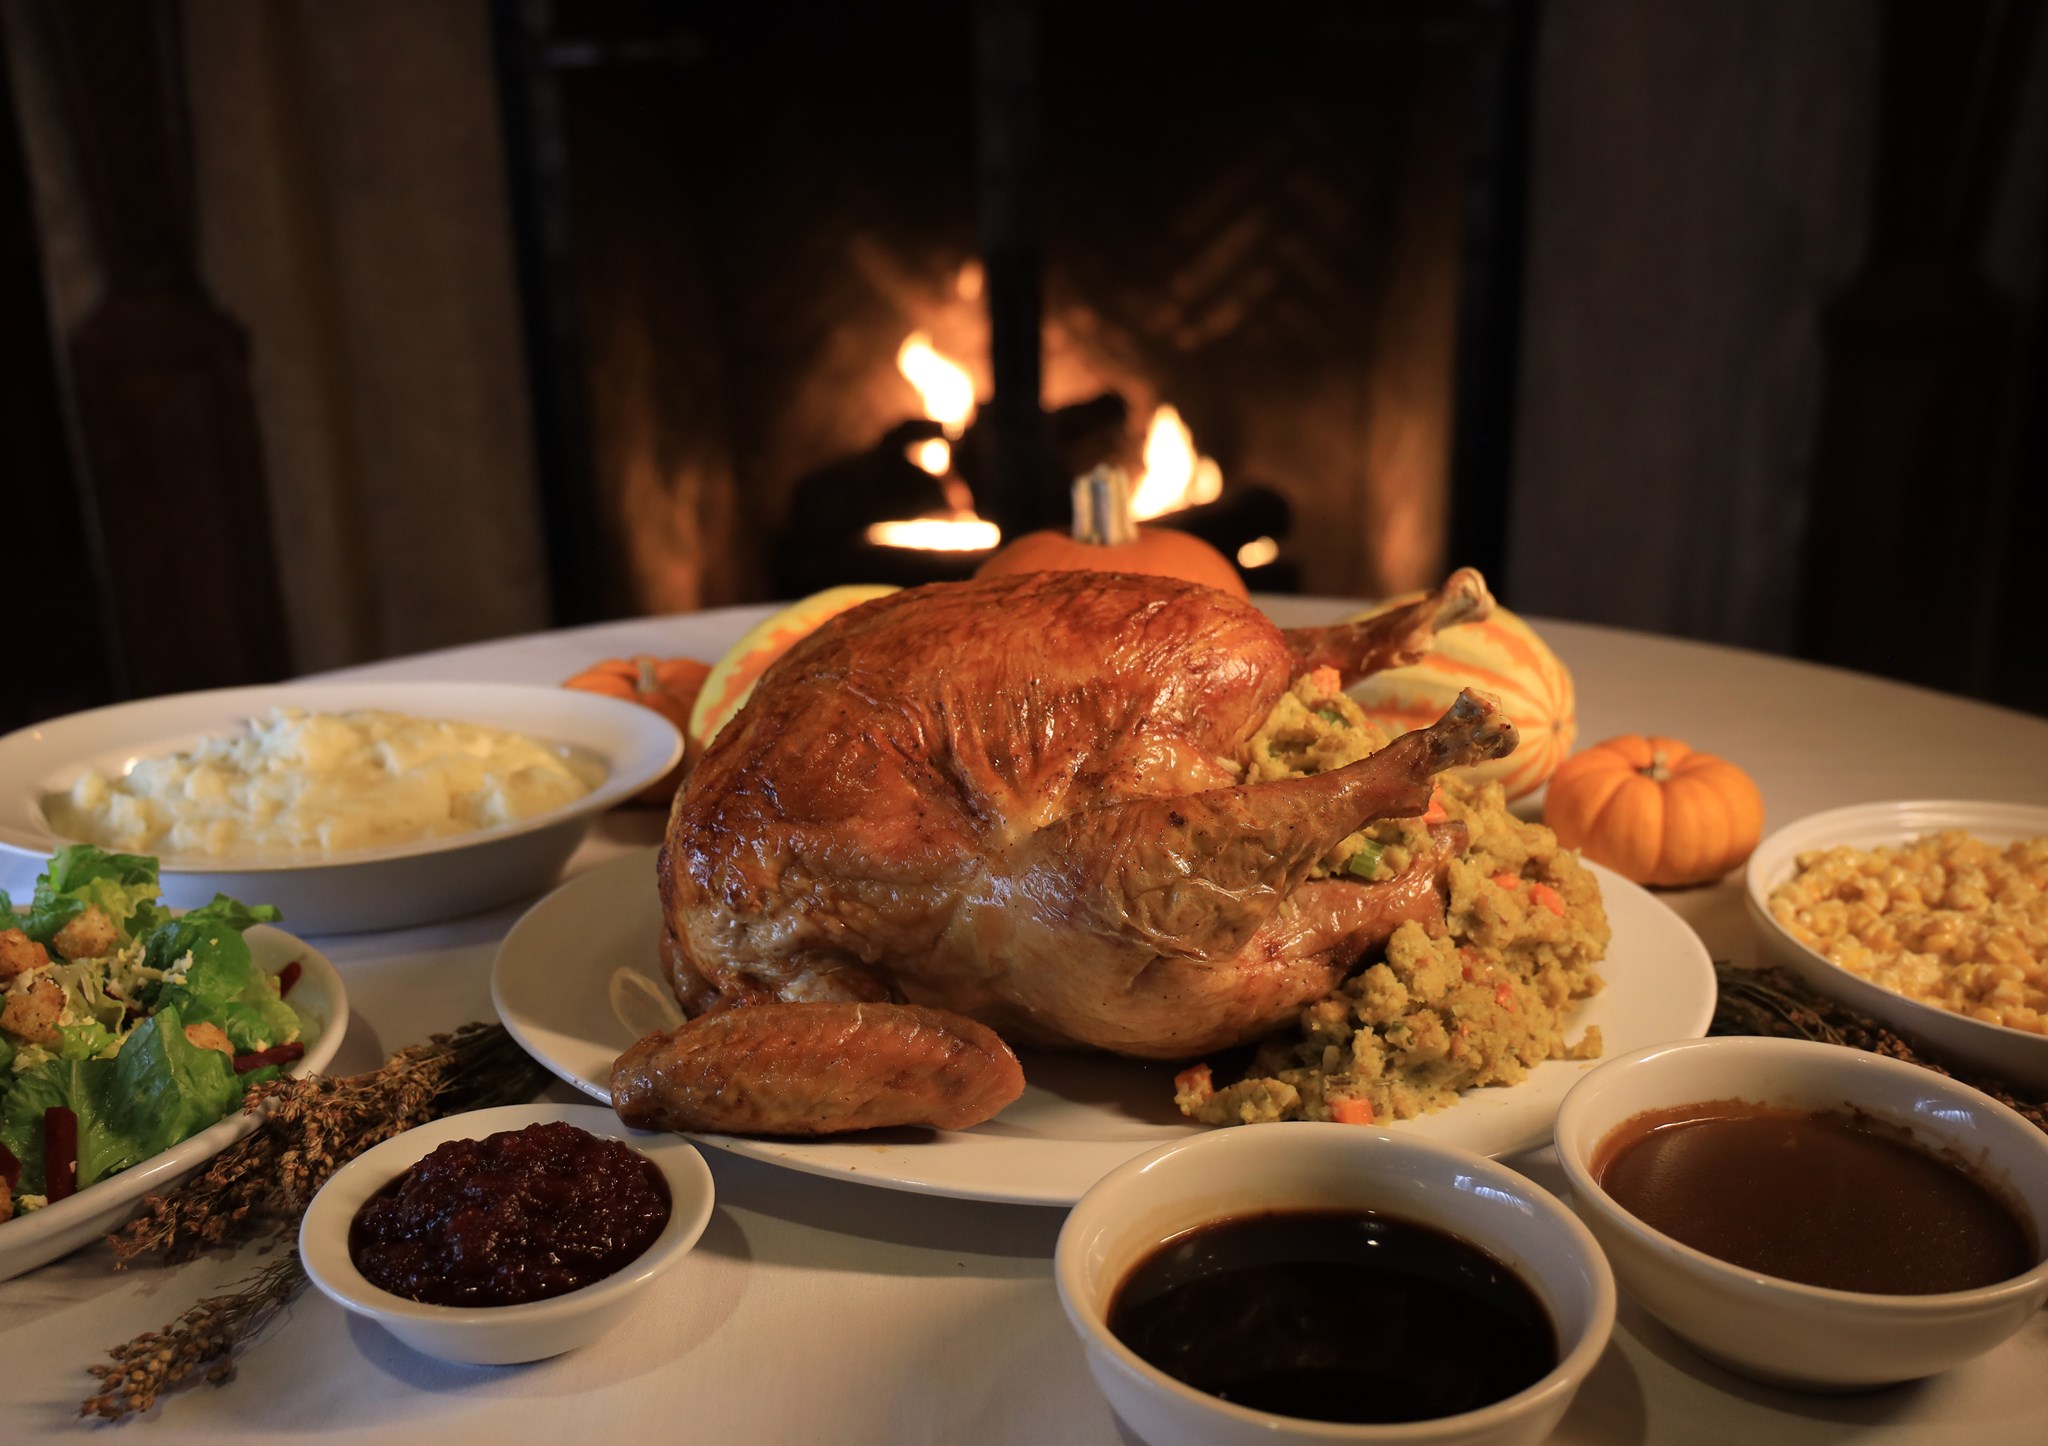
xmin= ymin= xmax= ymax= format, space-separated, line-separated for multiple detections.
xmin=1011 ymin=689 xmax=1517 ymax=962
xmin=1284 ymin=566 xmax=1494 ymax=684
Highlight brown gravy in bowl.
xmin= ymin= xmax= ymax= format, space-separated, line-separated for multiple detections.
xmin=1592 ymin=1100 xmax=2035 ymax=1294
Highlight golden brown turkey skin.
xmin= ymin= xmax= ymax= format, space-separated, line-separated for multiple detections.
xmin=657 ymin=571 xmax=1515 ymax=1063
xmin=612 ymin=1003 xmax=1025 ymax=1135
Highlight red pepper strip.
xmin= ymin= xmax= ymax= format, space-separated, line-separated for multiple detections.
xmin=276 ymin=960 xmax=303 ymax=998
xmin=0 ymin=1140 xmax=19 ymax=1188
xmin=233 ymin=1041 xmax=306 ymax=1073
xmin=45 ymin=1107 xmax=77 ymax=1201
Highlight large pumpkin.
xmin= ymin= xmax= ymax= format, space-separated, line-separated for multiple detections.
xmin=1544 ymin=734 xmax=1763 ymax=887
xmin=1341 ymin=594 xmax=1575 ymax=801
xmin=564 ymin=655 xmax=708 ymax=804
xmin=975 ymin=466 xmax=1248 ymax=599
xmin=689 ymin=584 xmax=899 ymax=751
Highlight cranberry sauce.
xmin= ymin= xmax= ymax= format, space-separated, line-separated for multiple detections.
xmin=349 ymin=1121 xmax=670 ymax=1307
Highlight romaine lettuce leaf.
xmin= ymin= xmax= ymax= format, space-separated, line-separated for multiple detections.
xmin=0 ymin=1007 xmax=246 ymax=1194
xmin=0 ymin=1055 xmax=143 ymax=1194
xmin=214 ymin=992 xmax=301 ymax=1054
xmin=21 ymin=845 xmax=163 ymax=944
xmin=177 ymin=894 xmax=283 ymax=934
xmin=102 ymin=1006 xmax=239 ymax=1172
xmin=144 ymin=918 xmax=254 ymax=1003
xmin=56 ymin=1021 xmax=118 ymax=1061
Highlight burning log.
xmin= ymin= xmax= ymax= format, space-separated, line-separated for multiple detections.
xmin=772 ymin=422 xmax=972 ymax=596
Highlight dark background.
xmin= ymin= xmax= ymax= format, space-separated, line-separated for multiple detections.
xmin=4 ymin=0 xmax=2044 ymax=732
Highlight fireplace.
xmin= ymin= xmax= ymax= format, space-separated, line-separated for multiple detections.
xmin=493 ymin=0 xmax=1531 ymax=619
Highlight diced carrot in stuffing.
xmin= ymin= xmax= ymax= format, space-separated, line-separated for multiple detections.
xmin=1421 ymin=787 xmax=1449 ymax=826
xmin=1308 ymin=666 xmax=1342 ymax=696
xmin=1330 ymin=1097 xmax=1375 ymax=1126
xmin=1529 ymin=882 xmax=1566 ymax=916
xmin=1495 ymin=982 xmax=1518 ymax=1012
xmin=1492 ymin=871 xmax=1520 ymax=890
xmin=1174 ymin=1064 xmax=1214 ymax=1102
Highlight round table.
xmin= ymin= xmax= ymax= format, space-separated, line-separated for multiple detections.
xmin=4 ymin=598 xmax=2046 ymax=1443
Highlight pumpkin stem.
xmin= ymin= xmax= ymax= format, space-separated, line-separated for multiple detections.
xmin=1071 ymin=465 xmax=1138 ymax=548
xmin=1644 ymin=748 xmax=1671 ymax=783
xmin=634 ymin=656 xmax=659 ymax=696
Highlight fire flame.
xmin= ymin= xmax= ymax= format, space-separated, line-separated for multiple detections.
xmin=866 ymin=515 xmax=1000 ymax=551
xmin=1237 ymin=535 xmax=1279 ymax=569
xmin=1129 ymin=406 xmax=1223 ymax=520
xmin=876 ymin=329 xmax=997 ymax=552
xmin=897 ymin=332 xmax=977 ymax=436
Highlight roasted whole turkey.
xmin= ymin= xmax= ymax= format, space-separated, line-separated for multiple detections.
xmin=612 ymin=568 xmax=1515 ymax=1135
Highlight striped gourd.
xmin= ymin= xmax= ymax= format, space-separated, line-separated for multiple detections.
xmin=689 ymin=585 xmax=899 ymax=750
xmin=1341 ymin=594 xmax=1576 ymax=801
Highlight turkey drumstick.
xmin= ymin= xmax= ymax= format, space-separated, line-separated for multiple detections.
xmin=1284 ymin=566 xmax=1493 ymax=684
xmin=1006 ymin=688 xmax=1515 ymax=965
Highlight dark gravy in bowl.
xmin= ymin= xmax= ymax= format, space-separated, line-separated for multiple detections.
xmin=1106 ymin=1209 xmax=1556 ymax=1424
xmin=1592 ymin=1100 xmax=2035 ymax=1294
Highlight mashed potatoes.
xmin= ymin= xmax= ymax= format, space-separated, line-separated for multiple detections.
xmin=1176 ymin=673 xmax=1608 ymax=1127
xmin=47 ymin=709 xmax=598 ymax=861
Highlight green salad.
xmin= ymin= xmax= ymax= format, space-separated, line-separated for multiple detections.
xmin=0 ymin=846 xmax=307 ymax=1220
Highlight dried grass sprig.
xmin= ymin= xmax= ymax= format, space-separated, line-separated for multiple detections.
xmin=83 ymin=1022 xmax=551 ymax=1418
xmin=80 ymin=1257 xmax=303 ymax=1420
xmin=1711 ymin=962 xmax=2048 ymax=1132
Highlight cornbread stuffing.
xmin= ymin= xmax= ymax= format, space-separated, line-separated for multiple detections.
xmin=1177 ymin=673 xmax=1608 ymax=1126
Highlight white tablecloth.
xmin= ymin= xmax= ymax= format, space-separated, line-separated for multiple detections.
xmin=4 ymin=598 xmax=2047 ymax=1443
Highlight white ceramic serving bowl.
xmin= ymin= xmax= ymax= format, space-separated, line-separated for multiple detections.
xmin=1555 ymin=1036 xmax=2048 ymax=1391
xmin=0 ymin=682 xmax=683 ymax=933
xmin=300 ymin=1103 xmax=713 ymax=1365
xmin=1745 ymin=799 xmax=2048 ymax=1093
xmin=0 ymin=926 xmax=347 ymax=1282
xmin=1055 ymin=1123 xmax=1616 ymax=1446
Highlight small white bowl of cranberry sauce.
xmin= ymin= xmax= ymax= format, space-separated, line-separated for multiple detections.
xmin=300 ymin=1103 xmax=714 ymax=1365
xmin=1554 ymin=1036 xmax=2048 ymax=1392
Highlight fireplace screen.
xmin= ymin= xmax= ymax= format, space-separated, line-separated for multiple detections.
xmin=495 ymin=0 xmax=1528 ymax=620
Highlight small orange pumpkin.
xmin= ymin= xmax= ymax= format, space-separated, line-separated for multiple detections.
xmin=1543 ymin=735 xmax=1763 ymax=888
xmin=564 ymin=655 xmax=710 ymax=804
xmin=975 ymin=466 xmax=1248 ymax=599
